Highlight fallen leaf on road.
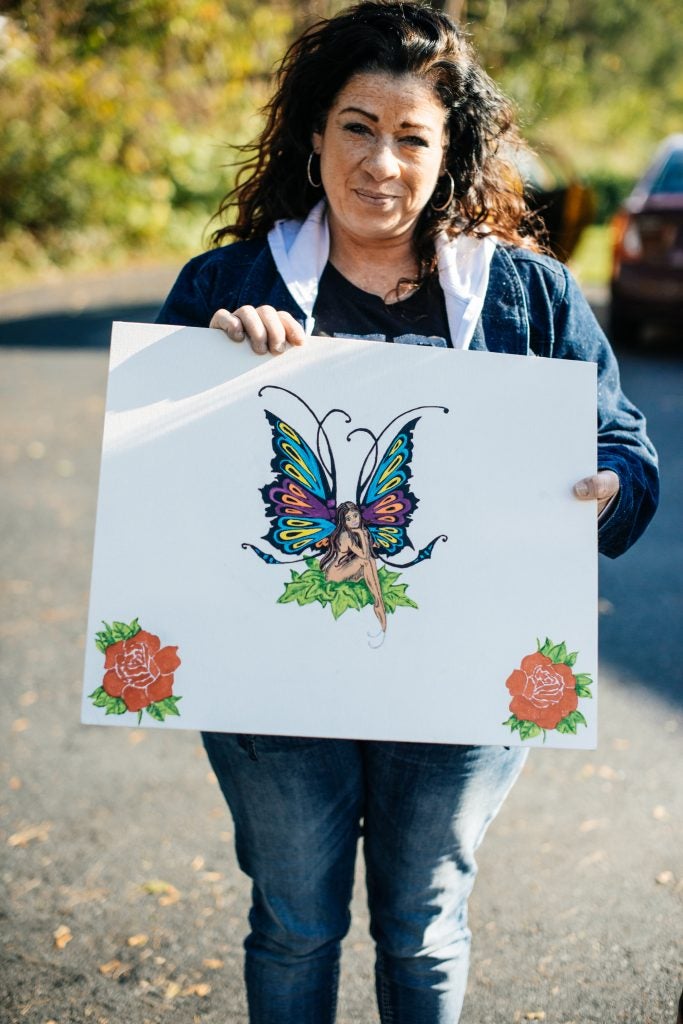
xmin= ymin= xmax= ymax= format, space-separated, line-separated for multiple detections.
xmin=53 ymin=925 xmax=72 ymax=949
xmin=191 ymin=855 xmax=205 ymax=871
xmin=99 ymin=959 xmax=132 ymax=980
xmin=182 ymin=983 xmax=211 ymax=997
xmin=164 ymin=981 xmax=182 ymax=1001
xmin=142 ymin=879 xmax=181 ymax=904
xmin=203 ymin=958 xmax=224 ymax=970
xmin=652 ymin=805 xmax=669 ymax=821
xmin=524 ymin=1013 xmax=546 ymax=1021
xmin=597 ymin=765 xmax=619 ymax=780
xmin=127 ymin=933 xmax=148 ymax=947
xmin=201 ymin=871 xmax=223 ymax=883
xmin=19 ymin=691 xmax=38 ymax=706
xmin=611 ymin=738 xmax=629 ymax=750
xmin=206 ymin=771 xmax=218 ymax=785
xmin=8 ymin=822 xmax=52 ymax=847
xmin=9 ymin=776 xmax=22 ymax=790
xmin=128 ymin=731 xmax=145 ymax=745
xmin=12 ymin=718 xmax=29 ymax=733
xmin=656 ymin=870 xmax=674 ymax=885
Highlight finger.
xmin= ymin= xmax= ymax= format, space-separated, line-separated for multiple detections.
xmin=209 ymin=308 xmax=245 ymax=342
xmin=278 ymin=311 xmax=306 ymax=347
xmin=573 ymin=470 xmax=620 ymax=502
xmin=234 ymin=306 xmax=268 ymax=355
xmin=256 ymin=306 xmax=287 ymax=355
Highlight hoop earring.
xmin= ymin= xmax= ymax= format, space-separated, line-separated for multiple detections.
xmin=431 ymin=170 xmax=455 ymax=212
xmin=307 ymin=151 xmax=322 ymax=188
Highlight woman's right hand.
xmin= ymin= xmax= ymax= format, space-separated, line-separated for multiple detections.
xmin=209 ymin=305 xmax=305 ymax=356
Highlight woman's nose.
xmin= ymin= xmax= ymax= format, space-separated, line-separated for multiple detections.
xmin=363 ymin=139 xmax=401 ymax=179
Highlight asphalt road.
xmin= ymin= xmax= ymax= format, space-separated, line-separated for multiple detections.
xmin=1 ymin=277 xmax=681 ymax=1024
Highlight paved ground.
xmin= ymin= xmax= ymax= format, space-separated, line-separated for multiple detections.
xmin=1 ymin=277 xmax=681 ymax=1024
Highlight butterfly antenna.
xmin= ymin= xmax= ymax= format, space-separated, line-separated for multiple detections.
xmin=347 ymin=427 xmax=379 ymax=503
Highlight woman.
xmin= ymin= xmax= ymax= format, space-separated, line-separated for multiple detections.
xmin=321 ymin=501 xmax=387 ymax=631
xmin=157 ymin=4 xmax=658 ymax=1021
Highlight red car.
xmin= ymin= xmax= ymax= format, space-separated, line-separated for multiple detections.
xmin=610 ymin=134 xmax=683 ymax=344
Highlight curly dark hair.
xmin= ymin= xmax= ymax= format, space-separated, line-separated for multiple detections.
xmin=210 ymin=0 xmax=544 ymax=269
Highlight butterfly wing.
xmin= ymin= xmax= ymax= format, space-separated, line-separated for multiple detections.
xmin=260 ymin=410 xmax=336 ymax=555
xmin=358 ymin=418 xmax=420 ymax=556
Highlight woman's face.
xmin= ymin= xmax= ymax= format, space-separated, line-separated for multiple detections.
xmin=312 ymin=71 xmax=448 ymax=247
xmin=344 ymin=507 xmax=361 ymax=529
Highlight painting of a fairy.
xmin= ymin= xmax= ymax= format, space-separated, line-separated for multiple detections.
xmin=242 ymin=386 xmax=448 ymax=640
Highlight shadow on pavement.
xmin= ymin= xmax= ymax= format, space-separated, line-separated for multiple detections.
xmin=0 ymin=303 xmax=160 ymax=348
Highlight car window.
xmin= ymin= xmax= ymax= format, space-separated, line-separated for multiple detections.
xmin=651 ymin=151 xmax=683 ymax=194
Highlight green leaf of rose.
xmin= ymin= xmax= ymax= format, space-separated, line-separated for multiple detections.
xmin=94 ymin=689 xmax=110 ymax=708
xmin=539 ymin=637 xmax=554 ymax=657
xmin=146 ymin=703 xmax=166 ymax=721
xmin=519 ymin=720 xmax=542 ymax=740
xmin=567 ymin=710 xmax=587 ymax=727
xmin=159 ymin=697 xmax=181 ymax=717
xmin=556 ymin=716 xmax=577 ymax=734
xmin=105 ymin=696 xmax=127 ymax=715
xmin=565 ymin=650 xmax=578 ymax=667
xmin=574 ymin=673 xmax=593 ymax=687
xmin=575 ymin=681 xmax=593 ymax=697
xmin=548 ymin=641 xmax=567 ymax=663
xmin=502 ymin=715 xmax=520 ymax=730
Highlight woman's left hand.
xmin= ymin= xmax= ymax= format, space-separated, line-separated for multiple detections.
xmin=573 ymin=469 xmax=620 ymax=514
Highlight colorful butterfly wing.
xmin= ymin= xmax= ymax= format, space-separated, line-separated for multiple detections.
xmin=260 ymin=410 xmax=336 ymax=555
xmin=358 ymin=418 xmax=420 ymax=556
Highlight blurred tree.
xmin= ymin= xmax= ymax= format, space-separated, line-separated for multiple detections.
xmin=0 ymin=0 xmax=681 ymax=280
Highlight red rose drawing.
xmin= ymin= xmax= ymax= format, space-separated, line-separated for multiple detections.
xmin=506 ymin=652 xmax=578 ymax=730
xmin=102 ymin=630 xmax=181 ymax=712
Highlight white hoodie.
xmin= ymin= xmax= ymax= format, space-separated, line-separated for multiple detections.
xmin=267 ymin=199 xmax=496 ymax=350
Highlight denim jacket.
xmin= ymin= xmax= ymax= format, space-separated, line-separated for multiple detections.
xmin=156 ymin=238 xmax=659 ymax=559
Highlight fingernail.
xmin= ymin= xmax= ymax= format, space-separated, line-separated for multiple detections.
xmin=575 ymin=482 xmax=589 ymax=497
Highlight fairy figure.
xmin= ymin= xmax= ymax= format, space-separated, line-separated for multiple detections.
xmin=242 ymin=386 xmax=448 ymax=636
xmin=320 ymin=500 xmax=387 ymax=631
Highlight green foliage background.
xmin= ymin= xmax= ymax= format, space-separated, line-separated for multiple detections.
xmin=1 ymin=0 xmax=682 ymax=284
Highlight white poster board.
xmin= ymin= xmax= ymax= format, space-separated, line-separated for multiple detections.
xmin=82 ymin=322 xmax=598 ymax=748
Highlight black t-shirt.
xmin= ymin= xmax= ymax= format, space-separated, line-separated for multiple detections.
xmin=312 ymin=261 xmax=451 ymax=348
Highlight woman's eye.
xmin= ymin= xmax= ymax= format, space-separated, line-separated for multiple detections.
xmin=343 ymin=122 xmax=372 ymax=136
xmin=401 ymin=135 xmax=428 ymax=148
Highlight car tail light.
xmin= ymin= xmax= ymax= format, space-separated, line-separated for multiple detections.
xmin=612 ymin=212 xmax=642 ymax=270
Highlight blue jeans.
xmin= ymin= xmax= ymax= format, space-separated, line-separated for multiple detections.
xmin=202 ymin=733 xmax=527 ymax=1024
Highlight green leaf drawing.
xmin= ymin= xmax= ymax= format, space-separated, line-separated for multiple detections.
xmin=556 ymin=709 xmax=588 ymax=734
xmin=548 ymin=641 xmax=567 ymax=663
xmin=104 ymin=696 xmax=127 ymax=715
xmin=94 ymin=617 xmax=141 ymax=651
xmin=277 ymin=557 xmax=418 ymax=621
xmin=575 ymin=681 xmax=593 ymax=697
xmin=519 ymin=720 xmax=544 ymax=741
xmin=144 ymin=696 xmax=183 ymax=722
xmin=565 ymin=650 xmax=578 ymax=667
xmin=160 ymin=696 xmax=182 ymax=716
